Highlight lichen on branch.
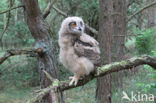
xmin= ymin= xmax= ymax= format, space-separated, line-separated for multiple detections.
xmin=27 ymin=55 xmax=156 ymax=103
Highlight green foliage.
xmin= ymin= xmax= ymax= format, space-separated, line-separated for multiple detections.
xmin=136 ymin=51 xmax=156 ymax=92
xmin=0 ymin=87 xmax=32 ymax=103
xmin=136 ymin=65 xmax=156 ymax=93
xmin=112 ymin=68 xmax=156 ymax=103
xmin=0 ymin=56 xmax=39 ymax=89
xmin=0 ymin=0 xmax=34 ymax=48
xmin=64 ymin=79 xmax=96 ymax=103
xmin=134 ymin=28 xmax=156 ymax=55
xmin=0 ymin=0 xmax=7 ymax=11
xmin=2 ymin=21 xmax=35 ymax=47
xmin=38 ymin=0 xmax=47 ymax=11
xmin=133 ymin=28 xmax=156 ymax=93
xmin=77 ymin=0 xmax=99 ymax=34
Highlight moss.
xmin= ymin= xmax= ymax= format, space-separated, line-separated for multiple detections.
xmin=98 ymin=61 xmax=127 ymax=74
xmin=118 ymin=61 xmax=127 ymax=65
xmin=52 ymin=80 xmax=59 ymax=87
xmin=98 ymin=64 xmax=112 ymax=73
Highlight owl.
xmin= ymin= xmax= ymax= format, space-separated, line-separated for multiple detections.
xmin=58 ymin=17 xmax=100 ymax=85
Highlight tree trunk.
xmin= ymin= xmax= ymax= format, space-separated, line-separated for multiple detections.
xmin=96 ymin=0 xmax=113 ymax=103
xmin=111 ymin=0 xmax=126 ymax=89
xmin=96 ymin=0 xmax=126 ymax=102
xmin=146 ymin=0 xmax=155 ymax=28
xmin=21 ymin=0 xmax=63 ymax=103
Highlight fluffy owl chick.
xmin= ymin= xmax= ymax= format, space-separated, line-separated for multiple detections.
xmin=58 ymin=17 xmax=96 ymax=85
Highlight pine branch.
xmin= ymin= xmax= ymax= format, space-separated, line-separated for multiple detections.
xmin=26 ymin=55 xmax=156 ymax=103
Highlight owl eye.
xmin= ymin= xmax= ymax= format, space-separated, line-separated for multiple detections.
xmin=80 ymin=21 xmax=83 ymax=26
xmin=71 ymin=22 xmax=77 ymax=27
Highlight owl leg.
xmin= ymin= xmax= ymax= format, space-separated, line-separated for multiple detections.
xmin=69 ymin=74 xmax=80 ymax=86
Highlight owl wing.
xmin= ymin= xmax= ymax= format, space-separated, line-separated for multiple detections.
xmin=79 ymin=33 xmax=99 ymax=47
xmin=74 ymin=33 xmax=101 ymax=66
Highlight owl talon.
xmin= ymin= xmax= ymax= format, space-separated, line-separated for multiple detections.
xmin=69 ymin=76 xmax=73 ymax=80
xmin=69 ymin=76 xmax=79 ymax=86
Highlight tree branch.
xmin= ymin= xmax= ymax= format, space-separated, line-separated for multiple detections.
xmin=0 ymin=48 xmax=43 ymax=64
xmin=85 ymin=24 xmax=98 ymax=35
xmin=127 ymin=1 xmax=156 ymax=22
xmin=27 ymin=55 xmax=156 ymax=103
xmin=127 ymin=0 xmax=136 ymax=8
xmin=0 ymin=5 xmax=23 ymax=15
xmin=53 ymin=6 xmax=98 ymax=35
xmin=43 ymin=2 xmax=98 ymax=35
xmin=43 ymin=0 xmax=58 ymax=19
xmin=0 ymin=0 xmax=14 ymax=42
xmin=52 ymin=6 xmax=68 ymax=17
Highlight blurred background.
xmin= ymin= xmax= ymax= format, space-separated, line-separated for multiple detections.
xmin=0 ymin=0 xmax=156 ymax=103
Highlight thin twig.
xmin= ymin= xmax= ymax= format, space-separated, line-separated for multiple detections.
xmin=0 ymin=5 xmax=23 ymax=15
xmin=85 ymin=24 xmax=98 ymax=35
xmin=42 ymin=70 xmax=54 ymax=82
xmin=43 ymin=0 xmax=58 ymax=19
xmin=43 ymin=1 xmax=98 ymax=35
xmin=0 ymin=0 xmax=14 ymax=44
xmin=52 ymin=6 xmax=98 ymax=35
xmin=127 ymin=0 xmax=136 ymax=8
xmin=127 ymin=1 xmax=156 ymax=22
xmin=43 ymin=2 xmax=98 ymax=35
xmin=52 ymin=6 xmax=68 ymax=17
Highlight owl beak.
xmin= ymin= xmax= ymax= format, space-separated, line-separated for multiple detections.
xmin=78 ymin=28 xmax=82 ymax=31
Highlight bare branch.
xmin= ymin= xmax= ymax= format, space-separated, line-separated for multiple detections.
xmin=127 ymin=0 xmax=136 ymax=8
xmin=53 ymin=6 xmax=98 ymax=35
xmin=43 ymin=0 xmax=58 ymax=19
xmin=0 ymin=0 xmax=14 ymax=42
xmin=52 ymin=6 xmax=68 ymax=17
xmin=85 ymin=24 xmax=98 ymax=35
xmin=42 ymin=70 xmax=54 ymax=82
xmin=0 ymin=5 xmax=23 ymax=15
xmin=0 ymin=48 xmax=43 ymax=64
xmin=26 ymin=85 xmax=54 ymax=103
xmin=27 ymin=55 xmax=156 ymax=103
xmin=127 ymin=1 xmax=156 ymax=22
xmin=43 ymin=3 xmax=98 ymax=35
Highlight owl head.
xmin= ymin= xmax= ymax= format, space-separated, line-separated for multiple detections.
xmin=60 ymin=17 xmax=85 ymax=36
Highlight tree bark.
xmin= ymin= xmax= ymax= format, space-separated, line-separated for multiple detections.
xmin=27 ymin=55 xmax=156 ymax=103
xmin=21 ymin=0 xmax=62 ymax=103
xmin=96 ymin=0 xmax=127 ymax=102
xmin=96 ymin=0 xmax=113 ymax=103
xmin=146 ymin=0 xmax=155 ymax=28
xmin=111 ymin=0 xmax=126 ymax=89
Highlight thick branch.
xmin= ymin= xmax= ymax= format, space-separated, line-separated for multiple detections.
xmin=0 ymin=48 xmax=43 ymax=64
xmin=28 ymin=55 xmax=156 ymax=103
xmin=127 ymin=1 xmax=156 ymax=22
